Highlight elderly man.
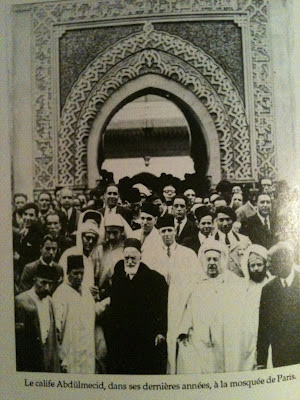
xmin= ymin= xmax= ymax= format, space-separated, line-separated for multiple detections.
xmin=176 ymin=240 xmax=241 ymax=374
xmin=257 ymin=241 xmax=300 ymax=369
xmin=212 ymin=206 xmax=251 ymax=277
xmin=19 ymin=234 xmax=63 ymax=294
xmin=15 ymin=264 xmax=60 ymax=372
xmin=106 ymin=238 xmax=168 ymax=374
xmin=53 ymin=255 xmax=96 ymax=373
xmin=182 ymin=206 xmax=213 ymax=254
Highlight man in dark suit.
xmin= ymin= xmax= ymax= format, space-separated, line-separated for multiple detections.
xmin=257 ymin=241 xmax=300 ymax=368
xmin=182 ymin=206 xmax=214 ymax=254
xmin=99 ymin=183 xmax=131 ymax=224
xmin=45 ymin=212 xmax=73 ymax=261
xmin=14 ymin=202 xmax=43 ymax=286
xmin=106 ymin=238 xmax=168 ymax=374
xmin=242 ymin=193 xmax=276 ymax=249
xmin=19 ymin=234 xmax=63 ymax=294
xmin=172 ymin=195 xmax=197 ymax=245
xmin=58 ymin=187 xmax=80 ymax=237
xmin=15 ymin=264 xmax=61 ymax=372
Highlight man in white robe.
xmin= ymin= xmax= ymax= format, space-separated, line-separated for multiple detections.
xmin=176 ymin=239 xmax=243 ymax=374
xmin=156 ymin=214 xmax=199 ymax=374
xmin=53 ymin=255 xmax=96 ymax=374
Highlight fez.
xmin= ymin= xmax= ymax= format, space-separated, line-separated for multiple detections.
xmin=123 ymin=238 xmax=142 ymax=252
xmin=67 ymin=255 xmax=85 ymax=274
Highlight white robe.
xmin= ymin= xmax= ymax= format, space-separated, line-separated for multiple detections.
xmin=163 ymin=244 xmax=199 ymax=374
xmin=53 ymin=283 xmax=96 ymax=374
xmin=176 ymin=271 xmax=244 ymax=374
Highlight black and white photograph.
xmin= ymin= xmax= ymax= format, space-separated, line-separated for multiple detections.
xmin=1 ymin=0 xmax=300 ymax=399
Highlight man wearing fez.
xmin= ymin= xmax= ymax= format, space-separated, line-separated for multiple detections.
xmin=257 ymin=241 xmax=300 ymax=369
xmin=15 ymin=264 xmax=60 ymax=372
xmin=211 ymin=206 xmax=251 ymax=277
xmin=156 ymin=214 xmax=198 ymax=374
xmin=19 ymin=234 xmax=63 ymax=294
xmin=182 ymin=206 xmax=214 ymax=254
xmin=53 ymin=255 xmax=96 ymax=374
xmin=132 ymin=202 xmax=163 ymax=274
xmin=106 ymin=238 xmax=168 ymax=374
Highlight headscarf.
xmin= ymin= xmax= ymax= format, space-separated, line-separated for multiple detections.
xmin=75 ymin=220 xmax=100 ymax=254
xmin=198 ymin=239 xmax=229 ymax=278
xmin=98 ymin=213 xmax=133 ymax=244
xmin=241 ymin=244 xmax=268 ymax=280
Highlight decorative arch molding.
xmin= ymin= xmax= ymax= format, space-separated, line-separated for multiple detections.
xmin=58 ymin=23 xmax=252 ymax=187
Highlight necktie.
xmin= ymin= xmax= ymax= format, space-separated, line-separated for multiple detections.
xmin=167 ymin=247 xmax=171 ymax=257
xmin=176 ymin=221 xmax=181 ymax=238
xmin=283 ymin=279 xmax=288 ymax=288
xmin=225 ymin=234 xmax=230 ymax=247
xmin=264 ymin=217 xmax=269 ymax=229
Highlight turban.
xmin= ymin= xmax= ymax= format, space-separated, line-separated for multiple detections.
xmin=241 ymin=244 xmax=268 ymax=279
xmin=104 ymin=213 xmax=125 ymax=227
xmin=199 ymin=239 xmax=229 ymax=277
xmin=132 ymin=183 xmax=151 ymax=197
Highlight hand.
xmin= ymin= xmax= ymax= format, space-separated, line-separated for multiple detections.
xmin=177 ymin=334 xmax=189 ymax=347
xmin=89 ymin=285 xmax=100 ymax=300
xmin=155 ymin=334 xmax=166 ymax=346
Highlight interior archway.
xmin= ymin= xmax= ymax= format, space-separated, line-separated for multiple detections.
xmin=88 ymin=74 xmax=221 ymax=187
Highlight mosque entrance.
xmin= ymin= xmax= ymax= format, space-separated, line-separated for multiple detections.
xmin=99 ymin=92 xmax=208 ymax=184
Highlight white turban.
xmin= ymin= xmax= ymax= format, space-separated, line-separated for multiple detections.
xmin=199 ymin=239 xmax=229 ymax=277
xmin=241 ymin=244 xmax=268 ymax=279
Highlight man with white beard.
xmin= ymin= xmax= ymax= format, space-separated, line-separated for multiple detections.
xmin=176 ymin=240 xmax=242 ymax=374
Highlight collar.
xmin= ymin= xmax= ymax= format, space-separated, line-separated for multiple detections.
xmin=163 ymin=242 xmax=177 ymax=252
xmin=39 ymin=257 xmax=54 ymax=267
xmin=281 ymin=268 xmax=295 ymax=287
xmin=61 ymin=207 xmax=73 ymax=219
xmin=28 ymin=287 xmax=49 ymax=304
xmin=175 ymin=216 xmax=187 ymax=226
xmin=217 ymin=230 xmax=236 ymax=242
xmin=198 ymin=231 xmax=209 ymax=244
xmin=257 ymin=212 xmax=269 ymax=226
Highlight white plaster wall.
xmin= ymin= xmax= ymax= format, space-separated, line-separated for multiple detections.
xmin=11 ymin=8 xmax=34 ymax=198
xmin=269 ymin=0 xmax=299 ymax=185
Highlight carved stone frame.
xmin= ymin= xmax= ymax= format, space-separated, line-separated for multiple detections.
xmin=19 ymin=0 xmax=274 ymax=190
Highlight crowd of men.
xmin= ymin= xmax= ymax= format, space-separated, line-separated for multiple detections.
xmin=13 ymin=175 xmax=300 ymax=374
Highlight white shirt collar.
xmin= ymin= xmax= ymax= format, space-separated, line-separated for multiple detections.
xmin=198 ymin=231 xmax=209 ymax=244
xmin=39 ymin=257 xmax=54 ymax=267
xmin=281 ymin=268 xmax=295 ymax=288
xmin=257 ymin=212 xmax=270 ymax=227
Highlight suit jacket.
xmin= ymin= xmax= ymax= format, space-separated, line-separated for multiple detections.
xmin=257 ymin=271 xmax=300 ymax=368
xmin=175 ymin=218 xmax=198 ymax=245
xmin=19 ymin=259 xmax=64 ymax=294
xmin=242 ymin=213 xmax=276 ymax=249
xmin=106 ymin=261 xmax=168 ymax=374
xmin=15 ymin=290 xmax=60 ymax=372
xmin=212 ymin=230 xmax=251 ymax=277
xmin=59 ymin=208 xmax=80 ymax=237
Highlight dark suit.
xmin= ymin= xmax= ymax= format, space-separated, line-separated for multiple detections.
xmin=257 ymin=271 xmax=300 ymax=368
xmin=15 ymin=290 xmax=60 ymax=372
xmin=58 ymin=207 xmax=80 ymax=237
xmin=106 ymin=261 xmax=168 ymax=374
xmin=241 ymin=213 xmax=276 ymax=249
xmin=175 ymin=218 xmax=198 ymax=245
xmin=19 ymin=259 xmax=64 ymax=294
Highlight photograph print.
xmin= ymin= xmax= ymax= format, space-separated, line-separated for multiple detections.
xmin=10 ymin=0 xmax=299 ymax=375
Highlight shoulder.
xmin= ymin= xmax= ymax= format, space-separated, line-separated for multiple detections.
xmin=53 ymin=262 xmax=64 ymax=274
xmin=23 ymin=260 xmax=39 ymax=270
xmin=139 ymin=263 xmax=166 ymax=284
xmin=15 ymin=291 xmax=35 ymax=308
xmin=236 ymin=232 xmax=251 ymax=243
